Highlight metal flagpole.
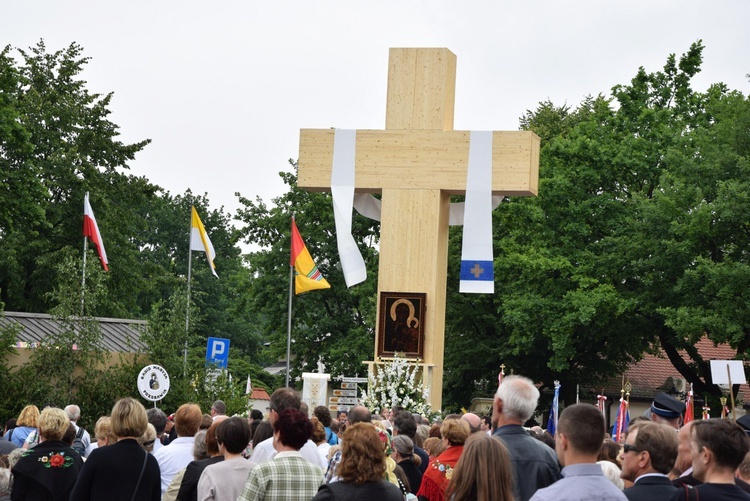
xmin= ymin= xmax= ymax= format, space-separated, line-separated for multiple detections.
xmin=81 ymin=234 xmax=88 ymax=316
xmin=185 ymin=213 xmax=194 ymax=377
xmin=80 ymin=192 xmax=90 ymax=316
xmin=286 ymin=260 xmax=293 ymax=388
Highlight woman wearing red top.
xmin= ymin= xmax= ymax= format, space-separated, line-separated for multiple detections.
xmin=417 ymin=418 xmax=470 ymax=501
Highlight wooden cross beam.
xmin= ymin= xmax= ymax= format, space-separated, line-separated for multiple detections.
xmin=298 ymin=48 xmax=539 ymax=410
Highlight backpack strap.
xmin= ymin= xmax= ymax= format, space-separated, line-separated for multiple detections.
xmin=683 ymin=484 xmax=699 ymax=501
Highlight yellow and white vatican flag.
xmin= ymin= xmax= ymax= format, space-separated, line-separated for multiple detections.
xmin=459 ymin=131 xmax=495 ymax=294
xmin=331 ymin=129 xmax=367 ymax=288
xmin=190 ymin=206 xmax=218 ymax=278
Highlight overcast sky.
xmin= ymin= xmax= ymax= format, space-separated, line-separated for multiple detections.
xmin=5 ymin=1 xmax=749 ymax=222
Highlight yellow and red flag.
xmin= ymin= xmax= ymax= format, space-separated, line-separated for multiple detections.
xmin=290 ymin=218 xmax=330 ymax=294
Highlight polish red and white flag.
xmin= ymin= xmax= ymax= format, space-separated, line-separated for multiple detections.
xmin=83 ymin=193 xmax=109 ymax=271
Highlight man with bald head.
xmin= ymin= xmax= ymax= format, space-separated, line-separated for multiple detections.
xmin=64 ymin=404 xmax=91 ymax=457
xmin=347 ymin=405 xmax=372 ymax=426
xmin=461 ymin=412 xmax=481 ymax=434
xmin=325 ymin=405 xmax=372 ymax=483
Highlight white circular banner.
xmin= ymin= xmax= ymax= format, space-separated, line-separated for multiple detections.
xmin=137 ymin=364 xmax=170 ymax=402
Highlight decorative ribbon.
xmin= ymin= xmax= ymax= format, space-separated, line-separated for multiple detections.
xmin=331 ymin=129 xmax=367 ymax=287
xmin=459 ymin=131 xmax=494 ymax=294
xmin=333 ymin=129 xmax=501 ymax=292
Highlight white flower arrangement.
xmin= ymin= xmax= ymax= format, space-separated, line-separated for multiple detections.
xmin=360 ymin=355 xmax=431 ymax=416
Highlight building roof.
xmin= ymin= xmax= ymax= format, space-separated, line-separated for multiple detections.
xmin=605 ymin=337 xmax=749 ymax=403
xmin=1 ymin=311 xmax=147 ymax=353
xmin=250 ymin=387 xmax=270 ymax=400
xmin=263 ymin=361 xmax=287 ymax=376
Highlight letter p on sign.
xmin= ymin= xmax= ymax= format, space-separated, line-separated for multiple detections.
xmin=206 ymin=337 xmax=230 ymax=369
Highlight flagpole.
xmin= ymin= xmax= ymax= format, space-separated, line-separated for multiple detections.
xmin=185 ymin=213 xmax=194 ymax=378
xmin=81 ymin=192 xmax=89 ymax=316
xmin=286 ymin=258 xmax=293 ymax=388
xmin=81 ymin=236 xmax=88 ymax=316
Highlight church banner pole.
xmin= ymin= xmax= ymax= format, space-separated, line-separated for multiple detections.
xmin=81 ymin=234 xmax=88 ymax=317
xmin=727 ymin=364 xmax=736 ymax=422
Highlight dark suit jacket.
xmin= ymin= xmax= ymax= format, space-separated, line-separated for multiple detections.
xmin=625 ymin=475 xmax=677 ymax=501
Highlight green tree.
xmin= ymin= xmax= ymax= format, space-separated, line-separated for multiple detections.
xmin=0 ymin=46 xmax=44 ymax=234
xmin=0 ymin=41 xmax=270 ymax=417
xmin=0 ymin=40 xmax=154 ymax=316
xmin=236 ymin=164 xmax=380 ymax=384
xmin=7 ymin=252 xmax=143 ymax=429
xmin=443 ymin=41 xmax=750 ymax=409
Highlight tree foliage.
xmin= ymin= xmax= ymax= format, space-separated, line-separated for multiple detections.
xmin=0 ymin=41 xmax=270 ymax=418
xmin=443 ymin=41 xmax=750 ymax=409
xmin=3 ymin=39 xmax=749 ymax=418
xmin=235 ymin=165 xmax=380 ymax=384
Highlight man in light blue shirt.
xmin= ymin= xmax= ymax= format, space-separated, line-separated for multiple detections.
xmin=530 ymin=403 xmax=627 ymax=501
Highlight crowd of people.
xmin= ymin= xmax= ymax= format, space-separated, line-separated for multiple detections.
xmin=0 ymin=377 xmax=749 ymax=500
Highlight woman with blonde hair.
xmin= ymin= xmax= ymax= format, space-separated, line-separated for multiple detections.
xmin=312 ymin=423 xmax=403 ymax=501
xmin=445 ymin=434 xmax=514 ymax=501
xmin=416 ymin=418 xmax=470 ymax=501
xmin=140 ymin=423 xmax=157 ymax=453
xmin=422 ymin=437 xmax=445 ymax=459
xmin=70 ymin=397 xmax=161 ymax=500
xmin=93 ymin=416 xmax=117 ymax=448
xmin=3 ymin=405 xmax=39 ymax=448
xmin=10 ymin=407 xmax=84 ymax=500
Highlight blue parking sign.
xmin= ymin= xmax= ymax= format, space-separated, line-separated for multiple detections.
xmin=206 ymin=337 xmax=230 ymax=368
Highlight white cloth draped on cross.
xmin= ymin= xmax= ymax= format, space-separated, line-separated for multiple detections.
xmin=330 ymin=129 xmax=499 ymax=293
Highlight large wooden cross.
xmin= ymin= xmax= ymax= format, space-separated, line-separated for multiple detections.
xmin=298 ymin=48 xmax=539 ymax=410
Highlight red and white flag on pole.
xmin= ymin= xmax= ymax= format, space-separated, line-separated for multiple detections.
xmin=83 ymin=193 xmax=109 ymax=271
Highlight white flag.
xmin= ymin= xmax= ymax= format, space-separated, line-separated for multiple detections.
xmin=190 ymin=206 xmax=218 ymax=278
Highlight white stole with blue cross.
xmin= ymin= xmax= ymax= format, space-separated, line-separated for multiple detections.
xmin=459 ymin=131 xmax=495 ymax=294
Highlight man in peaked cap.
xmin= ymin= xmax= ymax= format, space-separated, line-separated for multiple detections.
xmin=645 ymin=392 xmax=685 ymax=430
